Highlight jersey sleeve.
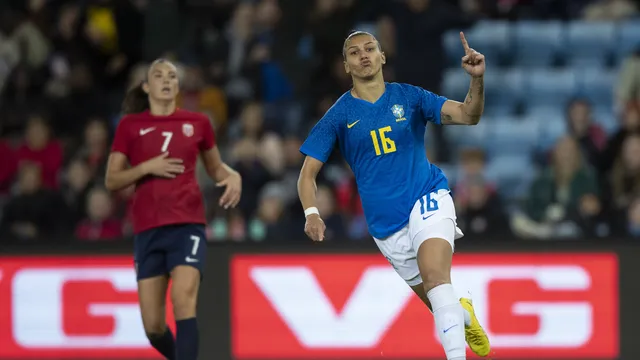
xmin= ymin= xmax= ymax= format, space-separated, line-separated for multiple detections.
xmin=299 ymin=113 xmax=338 ymax=163
xmin=111 ymin=118 xmax=131 ymax=156
xmin=199 ymin=116 xmax=217 ymax=151
xmin=415 ymin=86 xmax=448 ymax=125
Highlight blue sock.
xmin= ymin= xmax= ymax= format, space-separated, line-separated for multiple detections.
xmin=148 ymin=327 xmax=176 ymax=360
xmin=176 ymin=317 xmax=198 ymax=360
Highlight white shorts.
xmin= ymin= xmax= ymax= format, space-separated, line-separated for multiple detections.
xmin=373 ymin=189 xmax=464 ymax=286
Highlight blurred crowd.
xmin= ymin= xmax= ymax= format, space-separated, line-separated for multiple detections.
xmin=0 ymin=0 xmax=639 ymax=244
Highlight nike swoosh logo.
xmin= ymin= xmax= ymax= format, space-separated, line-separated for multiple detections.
xmin=423 ymin=213 xmax=435 ymax=220
xmin=139 ymin=127 xmax=156 ymax=136
xmin=443 ymin=324 xmax=458 ymax=333
xmin=347 ymin=120 xmax=360 ymax=129
xmin=185 ymin=257 xmax=199 ymax=263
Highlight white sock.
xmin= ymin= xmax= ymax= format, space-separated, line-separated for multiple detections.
xmin=463 ymin=307 xmax=471 ymax=326
xmin=427 ymin=284 xmax=466 ymax=360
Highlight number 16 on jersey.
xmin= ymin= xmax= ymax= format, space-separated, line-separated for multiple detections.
xmin=370 ymin=126 xmax=396 ymax=156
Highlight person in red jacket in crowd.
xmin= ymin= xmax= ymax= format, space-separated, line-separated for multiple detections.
xmin=16 ymin=116 xmax=64 ymax=189
xmin=75 ymin=187 xmax=123 ymax=241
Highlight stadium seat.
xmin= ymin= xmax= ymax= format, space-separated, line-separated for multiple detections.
xmin=565 ymin=21 xmax=615 ymax=67
xmin=486 ymin=154 xmax=536 ymax=200
xmin=524 ymin=110 xmax=567 ymax=151
xmin=444 ymin=21 xmax=510 ymax=67
xmin=484 ymin=68 xmax=525 ymax=114
xmin=444 ymin=119 xmax=490 ymax=149
xmin=442 ymin=68 xmax=468 ymax=101
xmin=616 ymin=21 xmax=640 ymax=62
xmin=444 ymin=30 xmax=466 ymax=67
xmin=576 ymin=68 xmax=615 ymax=109
xmin=486 ymin=116 xmax=540 ymax=156
xmin=526 ymin=69 xmax=578 ymax=108
xmin=513 ymin=21 xmax=564 ymax=67
xmin=465 ymin=21 xmax=510 ymax=65
xmin=483 ymin=105 xmax=515 ymax=117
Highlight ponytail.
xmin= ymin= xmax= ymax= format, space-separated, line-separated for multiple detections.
xmin=121 ymin=83 xmax=150 ymax=114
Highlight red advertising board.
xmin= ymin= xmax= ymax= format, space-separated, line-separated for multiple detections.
xmin=0 ymin=256 xmax=169 ymax=359
xmin=231 ymin=253 xmax=619 ymax=359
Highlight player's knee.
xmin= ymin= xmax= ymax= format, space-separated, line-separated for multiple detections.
xmin=146 ymin=329 xmax=166 ymax=341
xmin=171 ymin=284 xmax=198 ymax=318
xmin=139 ymin=304 xmax=167 ymax=335
xmin=142 ymin=320 xmax=166 ymax=336
xmin=420 ymin=269 xmax=450 ymax=293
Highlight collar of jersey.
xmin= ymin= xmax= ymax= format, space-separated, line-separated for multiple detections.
xmin=348 ymin=83 xmax=389 ymax=106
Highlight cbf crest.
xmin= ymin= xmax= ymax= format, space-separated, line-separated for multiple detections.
xmin=391 ymin=104 xmax=406 ymax=121
xmin=182 ymin=123 xmax=194 ymax=137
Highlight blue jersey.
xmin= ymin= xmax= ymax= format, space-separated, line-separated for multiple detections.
xmin=300 ymin=82 xmax=450 ymax=239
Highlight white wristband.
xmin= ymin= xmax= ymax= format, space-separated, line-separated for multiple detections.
xmin=304 ymin=207 xmax=319 ymax=217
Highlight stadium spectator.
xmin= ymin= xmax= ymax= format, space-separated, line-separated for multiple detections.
xmin=176 ymin=65 xmax=228 ymax=130
xmin=231 ymin=137 xmax=274 ymax=221
xmin=74 ymin=117 xmax=110 ymax=178
xmin=516 ymin=136 xmax=600 ymax=239
xmin=582 ymin=0 xmax=638 ymax=21
xmin=609 ymin=134 xmax=640 ymax=210
xmin=233 ymin=101 xmax=265 ymax=141
xmin=208 ymin=209 xmax=247 ymax=242
xmin=75 ymin=186 xmax=123 ymax=241
xmin=456 ymin=175 xmax=511 ymax=238
xmin=454 ymin=148 xmax=495 ymax=206
xmin=616 ymin=48 xmax=640 ymax=110
xmin=15 ymin=115 xmax=63 ymax=189
xmin=601 ymin=102 xmax=640 ymax=174
xmin=625 ymin=196 xmax=640 ymax=237
xmin=566 ymin=98 xmax=607 ymax=168
xmin=248 ymin=182 xmax=291 ymax=242
xmin=0 ymin=163 xmax=65 ymax=241
xmin=60 ymin=159 xmax=94 ymax=228
xmin=0 ymin=140 xmax=17 ymax=195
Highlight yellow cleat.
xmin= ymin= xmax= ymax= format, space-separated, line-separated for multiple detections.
xmin=460 ymin=298 xmax=491 ymax=357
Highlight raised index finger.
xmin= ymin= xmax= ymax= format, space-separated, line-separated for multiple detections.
xmin=460 ymin=31 xmax=471 ymax=54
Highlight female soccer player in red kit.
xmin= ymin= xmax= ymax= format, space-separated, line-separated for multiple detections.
xmin=105 ymin=59 xmax=242 ymax=360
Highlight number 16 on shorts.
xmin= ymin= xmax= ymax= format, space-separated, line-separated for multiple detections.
xmin=419 ymin=192 xmax=440 ymax=220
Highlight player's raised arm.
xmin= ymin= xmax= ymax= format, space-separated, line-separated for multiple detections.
xmin=440 ymin=31 xmax=485 ymax=126
xmin=298 ymin=156 xmax=326 ymax=242
xmin=201 ymin=146 xmax=242 ymax=209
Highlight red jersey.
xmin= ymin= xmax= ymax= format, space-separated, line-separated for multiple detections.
xmin=111 ymin=109 xmax=216 ymax=234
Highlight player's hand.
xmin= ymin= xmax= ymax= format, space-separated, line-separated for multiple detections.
xmin=459 ymin=32 xmax=485 ymax=78
xmin=304 ymin=214 xmax=326 ymax=242
xmin=143 ymin=152 xmax=185 ymax=178
xmin=217 ymin=170 xmax=242 ymax=209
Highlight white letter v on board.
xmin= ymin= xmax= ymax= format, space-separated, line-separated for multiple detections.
xmin=250 ymin=266 xmax=413 ymax=348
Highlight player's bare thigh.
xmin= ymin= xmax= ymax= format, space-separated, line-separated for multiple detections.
xmin=417 ymin=236 xmax=454 ymax=292
xmin=138 ymin=275 xmax=170 ymax=335
xmin=170 ymin=265 xmax=200 ymax=319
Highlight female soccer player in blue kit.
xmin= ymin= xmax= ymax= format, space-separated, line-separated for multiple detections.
xmin=298 ymin=31 xmax=490 ymax=360
xmin=106 ymin=59 xmax=242 ymax=360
